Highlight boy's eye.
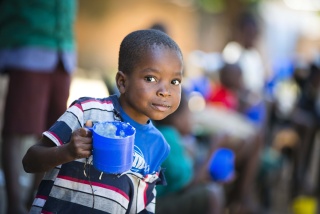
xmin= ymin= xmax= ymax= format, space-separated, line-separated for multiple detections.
xmin=145 ymin=76 xmax=156 ymax=82
xmin=171 ymin=79 xmax=181 ymax=86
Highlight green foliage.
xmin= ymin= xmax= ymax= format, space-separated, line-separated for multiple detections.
xmin=197 ymin=0 xmax=225 ymax=13
xmin=197 ymin=0 xmax=261 ymax=14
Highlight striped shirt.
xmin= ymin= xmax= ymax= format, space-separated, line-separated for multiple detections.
xmin=29 ymin=95 xmax=170 ymax=214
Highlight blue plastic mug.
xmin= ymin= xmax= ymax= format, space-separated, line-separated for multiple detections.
xmin=89 ymin=121 xmax=136 ymax=174
xmin=208 ymin=148 xmax=235 ymax=182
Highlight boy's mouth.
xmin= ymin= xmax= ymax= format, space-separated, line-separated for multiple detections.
xmin=152 ymin=103 xmax=171 ymax=112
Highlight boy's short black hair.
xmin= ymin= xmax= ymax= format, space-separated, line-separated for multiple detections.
xmin=118 ymin=29 xmax=182 ymax=74
xmin=149 ymin=22 xmax=167 ymax=34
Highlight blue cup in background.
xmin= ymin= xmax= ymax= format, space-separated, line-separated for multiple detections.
xmin=90 ymin=121 xmax=136 ymax=174
xmin=208 ymin=148 xmax=235 ymax=182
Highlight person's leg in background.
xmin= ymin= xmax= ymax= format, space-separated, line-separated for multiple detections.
xmin=1 ymin=69 xmax=51 ymax=214
xmin=25 ymin=63 xmax=71 ymax=209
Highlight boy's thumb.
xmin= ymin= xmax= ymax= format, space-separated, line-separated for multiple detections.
xmin=85 ymin=120 xmax=93 ymax=127
xmin=79 ymin=128 xmax=91 ymax=137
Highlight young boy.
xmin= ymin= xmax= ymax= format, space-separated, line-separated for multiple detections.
xmin=22 ymin=29 xmax=183 ymax=214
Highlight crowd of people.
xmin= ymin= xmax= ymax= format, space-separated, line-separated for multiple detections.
xmin=179 ymin=11 xmax=320 ymax=214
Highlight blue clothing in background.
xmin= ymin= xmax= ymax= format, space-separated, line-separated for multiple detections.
xmin=0 ymin=47 xmax=76 ymax=73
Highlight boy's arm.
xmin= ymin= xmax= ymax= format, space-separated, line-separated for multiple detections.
xmin=22 ymin=127 xmax=92 ymax=173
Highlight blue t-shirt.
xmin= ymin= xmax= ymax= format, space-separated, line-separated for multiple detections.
xmin=111 ymin=95 xmax=170 ymax=176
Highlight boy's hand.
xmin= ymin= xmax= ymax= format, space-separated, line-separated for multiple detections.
xmin=67 ymin=120 xmax=93 ymax=159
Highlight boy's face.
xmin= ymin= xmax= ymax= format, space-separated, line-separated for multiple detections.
xmin=117 ymin=46 xmax=183 ymax=124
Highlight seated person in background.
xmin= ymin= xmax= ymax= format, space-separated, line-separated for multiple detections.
xmin=204 ymin=63 xmax=265 ymax=214
xmin=155 ymin=90 xmax=227 ymax=214
xmin=206 ymin=63 xmax=242 ymax=111
xmin=290 ymin=62 xmax=320 ymax=198
xmin=206 ymin=62 xmax=266 ymax=127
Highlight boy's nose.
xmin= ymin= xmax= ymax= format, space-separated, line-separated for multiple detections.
xmin=157 ymin=85 xmax=171 ymax=97
xmin=158 ymin=91 xmax=170 ymax=97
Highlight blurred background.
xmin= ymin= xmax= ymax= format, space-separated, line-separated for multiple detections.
xmin=1 ymin=0 xmax=320 ymax=213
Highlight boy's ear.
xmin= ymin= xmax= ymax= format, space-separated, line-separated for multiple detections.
xmin=115 ymin=71 xmax=126 ymax=94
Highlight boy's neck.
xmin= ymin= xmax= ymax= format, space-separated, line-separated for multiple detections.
xmin=117 ymin=95 xmax=150 ymax=125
